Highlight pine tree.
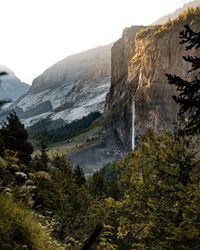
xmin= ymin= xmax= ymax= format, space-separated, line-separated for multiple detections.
xmin=0 ymin=133 xmax=5 ymax=156
xmin=0 ymin=111 xmax=33 ymax=165
xmin=31 ymin=139 xmax=49 ymax=172
xmin=115 ymin=130 xmax=200 ymax=249
xmin=166 ymin=25 xmax=200 ymax=135
xmin=88 ymin=171 xmax=105 ymax=197
xmin=0 ymin=72 xmax=9 ymax=109
xmin=51 ymin=154 xmax=72 ymax=175
xmin=38 ymin=139 xmax=49 ymax=171
xmin=73 ymin=164 xmax=86 ymax=186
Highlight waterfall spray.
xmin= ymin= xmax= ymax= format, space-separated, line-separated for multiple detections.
xmin=132 ymin=101 xmax=135 ymax=150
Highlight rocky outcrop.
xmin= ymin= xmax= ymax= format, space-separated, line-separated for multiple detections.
xmin=14 ymin=44 xmax=112 ymax=127
xmin=104 ymin=26 xmax=143 ymax=150
xmin=105 ymin=13 xmax=200 ymax=150
xmin=0 ymin=66 xmax=29 ymax=101
xmin=31 ymin=45 xmax=112 ymax=92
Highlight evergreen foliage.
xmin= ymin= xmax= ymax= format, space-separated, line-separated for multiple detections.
xmin=32 ymin=139 xmax=49 ymax=171
xmin=166 ymin=25 xmax=200 ymax=135
xmin=137 ymin=6 xmax=200 ymax=40
xmin=1 ymin=23 xmax=200 ymax=250
xmin=88 ymin=171 xmax=106 ymax=198
xmin=0 ymin=195 xmax=64 ymax=250
xmin=99 ymin=130 xmax=200 ymax=249
xmin=28 ymin=111 xmax=102 ymax=143
xmin=73 ymin=164 xmax=86 ymax=186
xmin=0 ymin=111 xmax=33 ymax=165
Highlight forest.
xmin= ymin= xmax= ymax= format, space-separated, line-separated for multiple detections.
xmin=0 ymin=25 xmax=200 ymax=250
xmin=28 ymin=111 xmax=102 ymax=143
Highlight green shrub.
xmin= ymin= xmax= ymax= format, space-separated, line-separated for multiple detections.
xmin=0 ymin=194 xmax=64 ymax=250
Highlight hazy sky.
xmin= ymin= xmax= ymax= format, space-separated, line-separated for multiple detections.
xmin=0 ymin=0 xmax=191 ymax=84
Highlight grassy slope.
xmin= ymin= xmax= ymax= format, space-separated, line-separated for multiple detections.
xmin=33 ymin=123 xmax=102 ymax=158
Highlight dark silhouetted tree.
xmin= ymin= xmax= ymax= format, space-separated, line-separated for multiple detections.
xmin=0 ymin=71 xmax=10 ymax=109
xmin=88 ymin=171 xmax=105 ymax=197
xmin=73 ymin=164 xmax=86 ymax=186
xmin=51 ymin=154 xmax=72 ymax=175
xmin=31 ymin=139 xmax=49 ymax=172
xmin=38 ymin=139 xmax=49 ymax=171
xmin=0 ymin=111 xmax=33 ymax=165
xmin=166 ymin=25 xmax=200 ymax=135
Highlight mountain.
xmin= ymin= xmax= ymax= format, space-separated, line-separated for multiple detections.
xmin=14 ymin=44 xmax=112 ymax=128
xmin=105 ymin=7 xmax=200 ymax=151
xmin=0 ymin=66 xmax=29 ymax=103
xmin=154 ymin=0 xmax=200 ymax=24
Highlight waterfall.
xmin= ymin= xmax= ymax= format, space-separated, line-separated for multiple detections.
xmin=132 ymin=101 xmax=135 ymax=150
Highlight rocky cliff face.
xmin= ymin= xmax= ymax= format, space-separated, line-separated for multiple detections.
xmin=14 ymin=44 xmax=112 ymax=127
xmin=0 ymin=66 xmax=29 ymax=101
xmin=105 ymin=14 xmax=200 ymax=150
xmin=31 ymin=45 xmax=112 ymax=92
xmin=104 ymin=26 xmax=143 ymax=150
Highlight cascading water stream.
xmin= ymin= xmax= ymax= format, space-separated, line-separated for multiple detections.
xmin=132 ymin=101 xmax=135 ymax=150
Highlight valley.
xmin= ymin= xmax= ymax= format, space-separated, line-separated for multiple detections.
xmin=0 ymin=1 xmax=200 ymax=249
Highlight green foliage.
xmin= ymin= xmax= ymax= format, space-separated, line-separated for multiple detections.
xmin=87 ymin=171 xmax=106 ymax=198
xmin=137 ymin=6 xmax=200 ymax=40
xmin=105 ymin=130 xmax=200 ymax=249
xmin=1 ymin=124 xmax=200 ymax=249
xmin=1 ymin=24 xmax=200 ymax=248
xmin=29 ymin=154 xmax=109 ymax=248
xmin=0 ymin=194 xmax=63 ymax=250
xmin=166 ymin=25 xmax=200 ymax=135
xmin=32 ymin=139 xmax=49 ymax=171
xmin=29 ymin=111 xmax=102 ymax=143
xmin=0 ymin=111 xmax=33 ymax=165
xmin=73 ymin=164 xmax=86 ymax=186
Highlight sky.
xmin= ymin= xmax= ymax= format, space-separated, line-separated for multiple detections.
xmin=0 ymin=0 xmax=191 ymax=84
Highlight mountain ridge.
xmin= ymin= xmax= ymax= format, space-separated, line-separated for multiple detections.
xmin=30 ymin=44 xmax=112 ymax=93
xmin=0 ymin=65 xmax=29 ymax=102
xmin=13 ymin=43 xmax=112 ymax=128
xmin=153 ymin=0 xmax=200 ymax=24
xmin=105 ymin=6 xmax=200 ymax=150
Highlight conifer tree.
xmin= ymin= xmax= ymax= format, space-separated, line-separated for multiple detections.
xmin=38 ymin=139 xmax=49 ymax=171
xmin=88 ymin=171 xmax=105 ymax=197
xmin=73 ymin=164 xmax=86 ymax=186
xmin=51 ymin=154 xmax=72 ymax=175
xmin=31 ymin=139 xmax=49 ymax=172
xmin=166 ymin=25 xmax=200 ymax=135
xmin=0 ymin=111 xmax=33 ymax=165
xmin=0 ymin=72 xmax=9 ymax=109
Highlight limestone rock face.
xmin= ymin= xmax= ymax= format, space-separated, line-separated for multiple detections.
xmin=104 ymin=26 xmax=142 ymax=150
xmin=105 ymin=19 xmax=200 ymax=150
xmin=14 ymin=44 xmax=112 ymax=127
xmin=31 ymin=45 xmax=112 ymax=92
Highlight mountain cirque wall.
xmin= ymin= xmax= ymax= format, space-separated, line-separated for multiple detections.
xmin=31 ymin=44 xmax=112 ymax=92
xmin=105 ymin=12 xmax=200 ymax=151
xmin=104 ymin=26 xmax=143 ymax=150
xmin=15 ymin=44 xmax=112 ymax=127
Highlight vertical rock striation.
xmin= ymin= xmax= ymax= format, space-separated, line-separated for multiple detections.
xmin=104 ymin=26 xmax=143 ymax=150
xmin=12 ymin=44 xmax=112 ymax=127
xmin=105 ymin=13 xmax=200 ymax=150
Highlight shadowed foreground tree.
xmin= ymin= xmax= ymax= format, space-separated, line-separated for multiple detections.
xmin=0 ymin=111 xmax=33 ymax=165
xmin=81 ymin=223 xmax=104 ymax=250
xmin=0 ymin=71 xmax=10 ymax=108
xmin=166 ymin=24 xmax=200 ymax=135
